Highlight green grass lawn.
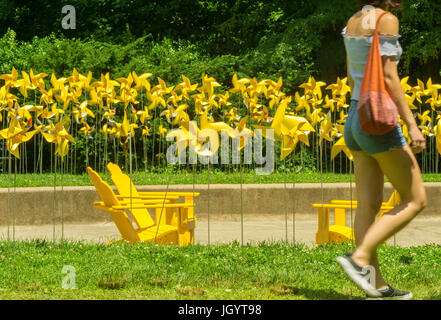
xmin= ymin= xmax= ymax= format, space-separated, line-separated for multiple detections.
xmin=0 ymin=240 xmax=440 ymax=300
xmin=0 ymin=170 xmax=440 ymax=187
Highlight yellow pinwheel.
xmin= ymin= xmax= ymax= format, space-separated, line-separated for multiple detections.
xmin=229 ymin=74 xmax=250 ymax=94
xmin=165 ymin=120 xmax=199 ymax=156
xmin=175 ymin=75 xmax=198 ymax=100
xmin=141 ymin=126 xmax=150 ymax=137
xmin=336 ymin=109 xmax=348 ymax=124
xmin=101 ymin=123 xmax=112 ymax=137
xmin=147 ymin=90 xmax=166 ymax=109
xmin=411 ymin=79 xmax=427 ymax=104
xmin=230 ymin=116 xmax=254 ymax=150
xmin=423 ymin=78 xmax=441 ymax=96
xmin=22 ymin=104 xmax=44 ymax=119
xmin=299 ymin=76 xmax=326 ymax=100
xmin=255 ymin=98 xmax=315 ymax=160
xmin=330 ymin=124 xmax=353 ymax=161
xmin=401 ymin=76 xmax=412 ymax=93
xmin=251 ymin=105 xmax=271 ymax=125
xmin=201 ymin=74 xmax=221 ymax=98
xmin=53 ymin=117 xmax=76 ymax=160
xmin=200 ymin=107 xmax=235 ymax=137
xmin=15 ymin=70 xmax=33 ymax=98
xmin=157 ymin=124 xmax=168 ymax=138
xmin=94 ymin=72 xmax=120 ymax=93
xmin=0 ymin=117 xmax=37 ymax=159
xmin=307 ymin=106 xmax=324 ymax=127
xmin=224 ymin=107 xmax=240 ymax=125
xmin=166 ymin=91 xmax=184 ymax=107
xmin=434 ymin=117 xmax=441 ymax=155
xmin=326 ymin=77 xmax=351 ymax=98
xmin=79 ymin=122 xmax=93 ymax=137
xmin=216 ymin=91 xmax=232 ymax=109
xmin=323 ymin=95 xmax=337 ymax=112
xmin=331 ymin=137 xmax=353 ymax=161
xmin=118 ymin=111 xmax=138 ymax=139
xmin=426 ymin=87 xmax=441 ymax=110
xmin=294 ymin=92 xmax=308 ymax=112
xmin=72 ymin=101 xmax=95 ymax=124
xmin=136 ymin=106 xmax=152 ymax=124
xmin=318 ymin=112 xmax=338 ymax=144
xmin=153 ymin=77 xmax=174 ymax=95
xmin=38 ymin=117 xmax=75 ymax=160
xmin=117 ymin=73 xmax=134 ymax=92
xmin=420 ymin=124 xmax=433 ymax=138
xmin=132 ymin=71 xmax=152 ymax=91
xmin=171 ymin=104 xmax=190 ymax=126
xmin=417 ymin=110 xmax=432 ymax=127
xmin=41 ymin=103 xmax=64 ymax=122
xmin=119 ymin=87 xmax=139 ymax=109
xmin=0 ymin=85 xmax=18 ymax=108
xmin=404 ymin=92 xmax=418 ymax=110
xmin=0 ymin=67 xmax=19 ymax=89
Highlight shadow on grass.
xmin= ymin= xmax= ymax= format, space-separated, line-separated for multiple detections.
xmin=296 ymin=287 xmax=363 ymax=300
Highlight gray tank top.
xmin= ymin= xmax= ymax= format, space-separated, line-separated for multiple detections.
xmin=342 ymin=26 xmax=403 ymax=101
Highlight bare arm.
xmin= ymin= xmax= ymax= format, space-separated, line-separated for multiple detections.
xmin=379 ymin=14 xmax=425 ymax=152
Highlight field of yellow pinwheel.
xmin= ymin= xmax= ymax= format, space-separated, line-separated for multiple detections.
xmin=0 ymin=67 xmax=441 ymax=176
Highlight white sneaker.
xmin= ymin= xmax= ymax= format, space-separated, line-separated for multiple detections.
xmin=366 ymin=285 xmax=414 ymax=300
xmin=336 ymin=253 xmax=382 ymax=298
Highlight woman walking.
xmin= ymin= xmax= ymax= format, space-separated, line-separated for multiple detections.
xmin=336 ymin=0 xmax=427 ymax=300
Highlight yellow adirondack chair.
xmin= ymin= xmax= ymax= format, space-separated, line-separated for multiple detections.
xmin=313 ymin=190 xmax=400 ymax=245
xmin=106 ymin=162 xmax=199 ymax=230
xmin=87 ymin=167 xmax=196 ymax=245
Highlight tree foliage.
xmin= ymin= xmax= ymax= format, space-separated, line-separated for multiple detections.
xmin=0 ymin=0 xmax=440 ymax=88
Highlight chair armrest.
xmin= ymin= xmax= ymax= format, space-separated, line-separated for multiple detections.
xmin=330 ymin=200 xmax=389 ymax=205
xmin=118 ymin=199 xmax=171 ymax=205
xmin=111 ymin=202 xmax=195 ymax=210
xmin=312 ymin=203 xmax=394 ymax=210
xmin=138 ymin=192 xmax=200 ymax=197
xmin=116 ymin=195 xmax=179 ymax=200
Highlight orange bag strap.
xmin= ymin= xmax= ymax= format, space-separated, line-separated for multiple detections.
xmin=374 ymin=11 xmax=390 ymax=35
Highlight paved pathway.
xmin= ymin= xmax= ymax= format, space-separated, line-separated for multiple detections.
xmin=1 ymin=215 xmax=440 ymax=247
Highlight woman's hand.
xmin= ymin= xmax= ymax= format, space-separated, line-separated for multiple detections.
xmin=408 ymin=126 xmax=426 ymax=154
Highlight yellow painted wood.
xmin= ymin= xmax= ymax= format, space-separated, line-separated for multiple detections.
xmin=312 ymin=190 xmax=400 ymax=245
xmin=98 ymin=163 xmax=198 ymax=246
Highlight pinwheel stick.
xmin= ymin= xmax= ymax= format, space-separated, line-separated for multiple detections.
xmin=13 ymin=158 xmax=17 ymax=244
xmin=292 ymin=148 xmax=297 ymax=263
xmin=320 ymin=137 xmax=325 ymax=251
xmin=240 ymin=156 xmax=243 ymax=247
xmin=143 ymin=135 xmax=147 ymax=178
xmin=207 ymin=159 xmax=211 ymax=246
xmin=7 ymin=155 xmax=11 ymax=267
xmin=283 ymin=140 xmax=288 ymax=244
xmin=53 ymin=151 xmax=57 ymax=242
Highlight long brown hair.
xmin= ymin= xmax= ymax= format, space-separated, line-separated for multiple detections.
xmin=358 ymin=0 xmax=402 ymax=10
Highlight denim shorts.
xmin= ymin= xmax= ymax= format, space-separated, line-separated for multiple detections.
xmin=344 ymin=100 xmax=407 ymax=155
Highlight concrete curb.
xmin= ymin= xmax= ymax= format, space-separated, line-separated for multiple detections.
xmin=0 ymin=183 xmax=440 ymax=225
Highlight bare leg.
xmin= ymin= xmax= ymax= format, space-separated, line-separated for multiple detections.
xmin=352 ymin=145 xmax=427 ymax=267
xmin=352 ymin=150 xmax=388 ymax=289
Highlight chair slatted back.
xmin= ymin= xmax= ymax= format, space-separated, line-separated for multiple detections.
xmin=87 ymin=166 xmax=140 ymax=241
xmin=106 ymin=162 xmax=156 ymax=228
